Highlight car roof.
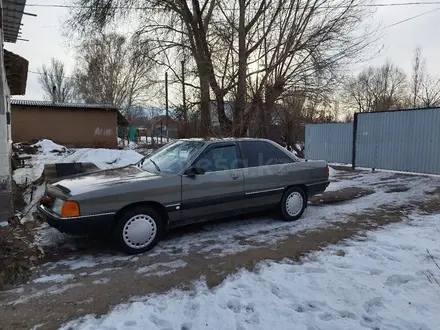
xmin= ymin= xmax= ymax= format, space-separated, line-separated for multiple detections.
xmin=180 ymin=137 xmax=274 ymax=144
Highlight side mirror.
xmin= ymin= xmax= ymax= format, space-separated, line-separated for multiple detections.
xmin=185 ymin=166 xmax=205 ymax=177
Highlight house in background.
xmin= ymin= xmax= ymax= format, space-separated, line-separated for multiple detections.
xmin=0 ymin=0 xmax=30 ymax=221
xmin=149 ymin=115 xmax=178 ymax=139
xmin=11 ymin=100 xmax=129 ymax=148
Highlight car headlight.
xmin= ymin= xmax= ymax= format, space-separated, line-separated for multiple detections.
xmin=52 ymin=198 xmax=64 ymax=214
xmin=52 ymin=199 xmax=80 ymax=217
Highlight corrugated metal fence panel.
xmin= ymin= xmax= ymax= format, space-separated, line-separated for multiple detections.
xmin=355 ymin=108 xmax=440 ymax=174
xmin=305 ymin=123 xmax=353 ymax=163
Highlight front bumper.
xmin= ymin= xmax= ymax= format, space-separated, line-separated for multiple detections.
xmin=37 ymin=204 xmax=115 ymax=236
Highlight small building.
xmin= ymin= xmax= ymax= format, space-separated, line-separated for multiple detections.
xmin=11 ymin=100 xmax=128 ymax=148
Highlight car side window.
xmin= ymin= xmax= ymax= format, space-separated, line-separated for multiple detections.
xmin=267 ymin=143 xmax=295 ymax=164
xmin=239 ymin=141 xmax=278 ymax=168
xmin=194 ymin=145 xmax=238 ymax=172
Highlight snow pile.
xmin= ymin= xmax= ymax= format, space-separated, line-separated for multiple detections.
xmin=32 ymin=139 xmax=67 ymax=153
xmin=61 ymin=214 xmax=440 ymax=330
xmin=64 ymin=148 xmax=142 ymax=169
xmin=13 ymin=140 xmax=143 ymax=186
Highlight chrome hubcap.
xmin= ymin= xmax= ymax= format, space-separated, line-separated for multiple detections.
xmin=123 ymin=214 xmax=157 ymax=249
xmin=286 ymin=192 xmax=303 ymax=216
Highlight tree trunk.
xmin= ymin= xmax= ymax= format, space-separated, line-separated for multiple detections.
xmin=215 ymin=95 xmax=232 ymax=135
xmin=199 ymin=73 xmax=211 ymax=137
xmin=234 ymin=0 xmax=247 ymax=137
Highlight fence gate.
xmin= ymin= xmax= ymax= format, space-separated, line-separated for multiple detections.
xmin=355 ymin=109 xmax=440 ymax=174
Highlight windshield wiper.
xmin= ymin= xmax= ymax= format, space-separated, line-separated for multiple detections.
xmin=149 ymin=159 xmax=161 ymax=172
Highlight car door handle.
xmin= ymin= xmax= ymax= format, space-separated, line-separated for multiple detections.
xmin=232 ymin=173 xmax=240 ymax=180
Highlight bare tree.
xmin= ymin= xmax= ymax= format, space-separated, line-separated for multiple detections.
xmin=411 ymin=47 xmax=426 ymax=108
xmin=38 ymin=58 xmax=75 ymax=103
xmin=344 ymin=61 xmax=408 ymax=113
xmin=420 ymin=74 xmax=440 ymax=108
xmin=67 ymin=0 xmax=375 ymax=137
xmin=73 ymin=33 xmax=155 ymax=113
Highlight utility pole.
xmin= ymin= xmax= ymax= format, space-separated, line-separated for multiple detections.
xmin=181 ymin=60 xmax=187 ymax=124
xmin=165 ymin=71 xmax=169 ymax=142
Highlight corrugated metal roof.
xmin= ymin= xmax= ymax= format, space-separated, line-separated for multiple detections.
xmin=11 ymin=99 xmax=119 ymax=110
xmin=2 ymin=0 xmax=28 ymax=43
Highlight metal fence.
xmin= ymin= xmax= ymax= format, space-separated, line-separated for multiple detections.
xmin=305 ymin=108 xmax=440 ymax=175
xmin=305 ymin=122 xmax=353 ymax=164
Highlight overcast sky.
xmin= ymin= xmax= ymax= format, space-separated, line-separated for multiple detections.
xmin=6 ymin=0 xmax=440 ymax=105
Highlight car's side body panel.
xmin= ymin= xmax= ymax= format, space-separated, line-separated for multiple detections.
xmin=178 ymin=141 xmax=245 ymax=226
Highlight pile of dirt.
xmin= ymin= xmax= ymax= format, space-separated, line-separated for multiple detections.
xmin=309 ymin=187 xmax=375 ymax=206
xmin=0 ymin=225 xmax=42 ymax=291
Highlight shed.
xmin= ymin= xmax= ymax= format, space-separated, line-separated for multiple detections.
xmin=11 ymin=100 xmax=128 ymax=148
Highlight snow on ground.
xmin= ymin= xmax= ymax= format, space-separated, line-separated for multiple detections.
xmin=33 ymin=274 xmax=75 ymax=284
xmin=61 ymin=213 xmax=440 ymax=330
xmin=43 ymin=255 xmax=137 ymax=271
xmin=135 ymin=260 xmax=188 ymax=276
xmin=6 ymin=283 xmax=83 ymax=306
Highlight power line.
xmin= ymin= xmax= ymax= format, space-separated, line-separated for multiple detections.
xmin=385 ymin=6 xmax=440 ymax=28
xmin=16 ymin=1 xmax=440 ymax=10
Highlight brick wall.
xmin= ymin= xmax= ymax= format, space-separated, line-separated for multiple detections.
xmin=11 ymin=107 xmax=118 ymax=148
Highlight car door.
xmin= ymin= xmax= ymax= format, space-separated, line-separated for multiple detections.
xmin=238 ymin=140 xmax=293 ymax=209
xmin=180 ymin=142 xmax=244 ymax=224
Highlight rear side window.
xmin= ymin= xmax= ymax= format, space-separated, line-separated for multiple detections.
xmin=268 ymin=144 xmax=295 ymax=164
xmin=239 ymin=141 xmax=278 ymax=167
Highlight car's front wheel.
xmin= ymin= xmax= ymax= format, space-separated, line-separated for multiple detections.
xmin=114 ymin=206 xmax=163 ymax=254
xmin=281 ymin=186 xmax=307 ymax=221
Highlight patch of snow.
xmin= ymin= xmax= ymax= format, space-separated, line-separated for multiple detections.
xmin=33 ymin=274 xmax=75 ymax=284
xmin=6 ymin=283 xmax=82 ymax=306
xmin=89 ymin=267 xmax=122 ymax=276
xmin=0 ymin=221 xmax=8 ymax=227
xmin=92 ymin=278 xmax=110 ymax=284
xmin=33 ymin=139 xmax=67 ymax=153
xmin=61 ymin=214 xmax=440 ymax=330
xmin=33 ymin=224 xmax=68 ymax=248
xmin=136 ymin=260 xmax=187 ymax=276
xmin=43 ymin=255 xmax=135 ymax=271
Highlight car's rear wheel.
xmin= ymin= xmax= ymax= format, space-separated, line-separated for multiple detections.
xmin=114 ymin=206 xmax=163 ymax=254
xmin=281 ymin=186 xmax=307 ymax=221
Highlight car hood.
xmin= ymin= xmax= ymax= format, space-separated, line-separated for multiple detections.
xmin=48 ymin=165 xmax=159 ymax=198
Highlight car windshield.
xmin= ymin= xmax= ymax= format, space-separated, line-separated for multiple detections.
xmin=138 ymin=140 xmax=205 ymax=174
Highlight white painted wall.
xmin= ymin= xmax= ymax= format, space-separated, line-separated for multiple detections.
xmin=0 ymin=1 xmax=12 ymax=219
xmin=0 ymin=58 xmax=10 ymax=185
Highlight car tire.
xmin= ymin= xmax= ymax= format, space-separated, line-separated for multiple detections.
xmin=280 ymin=186 xmax=307 ymax=221
xmin=114 ymin=206 xmax=164 ymax=255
